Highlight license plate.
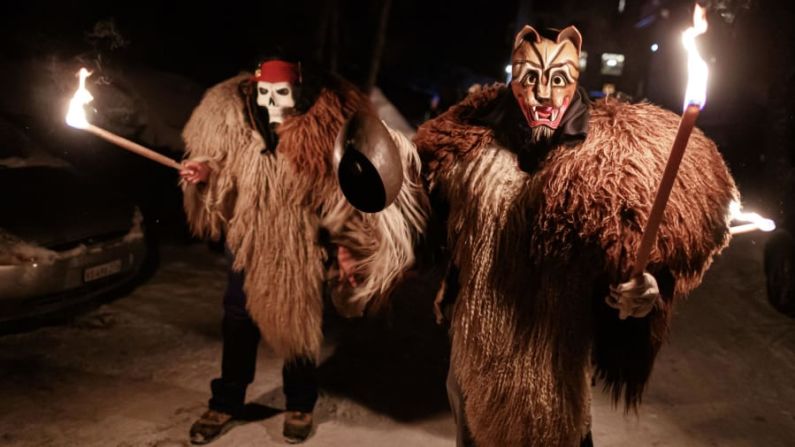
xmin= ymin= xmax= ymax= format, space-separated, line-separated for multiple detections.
xmin=84 ymin=259 xmax=123 ymax=283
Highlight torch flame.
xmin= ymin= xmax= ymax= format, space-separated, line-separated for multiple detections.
xmin=65 ymin=68 xmax=94 ymax=129
xmin=729 ymin=200 xmax=776 ymax=234
xmin=681 ymin=4 xmax=709 ymax=110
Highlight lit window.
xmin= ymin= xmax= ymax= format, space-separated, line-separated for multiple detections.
xmin=600 ymin=53 xmax=625 ymax=76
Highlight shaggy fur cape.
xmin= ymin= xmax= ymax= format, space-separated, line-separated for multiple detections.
xmin=182 ymin=74 xmax=428 ymax=360
xmin=415 ymin=85 xmax=737 ymax=446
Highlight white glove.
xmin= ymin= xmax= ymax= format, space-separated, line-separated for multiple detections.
xmin=606 ymin=272 xmax=661 ymax=320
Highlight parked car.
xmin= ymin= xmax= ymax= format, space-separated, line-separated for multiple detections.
xmin=0 ymin=113 xmax=147 ymax=330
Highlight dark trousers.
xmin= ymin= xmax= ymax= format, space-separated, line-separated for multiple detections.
xmin=208 ymin=263 xmax=318 ymax=416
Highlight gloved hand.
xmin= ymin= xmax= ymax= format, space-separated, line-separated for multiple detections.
xmin=606 ymin=272 xmax=661 ymax=320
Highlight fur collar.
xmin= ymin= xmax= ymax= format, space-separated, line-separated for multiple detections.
xmin=238 ymin=74 xmax=371 ymax=182
xmin=416 ymin=84 xmax=589 ymax=181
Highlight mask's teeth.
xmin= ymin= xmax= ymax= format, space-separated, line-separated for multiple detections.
xmin=532 ymin=108 xmax=540 ymax=121
xmin=551 ymin=109 xmax=558 ymax=122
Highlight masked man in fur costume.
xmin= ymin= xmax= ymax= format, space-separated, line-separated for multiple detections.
xmin=414 ymin=26 xmax=737 ymax=446
xmin=179 ymin=58 xmax=427 ymax=444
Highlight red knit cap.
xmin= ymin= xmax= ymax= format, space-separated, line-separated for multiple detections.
xmin=253 ymin=60 xmax=300 ymax=83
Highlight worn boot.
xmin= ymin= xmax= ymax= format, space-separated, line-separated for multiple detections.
xmin=189 ymin=409 xmax=239 ymax=445
xmin=283 ymin=411 xmax=313 ymax=444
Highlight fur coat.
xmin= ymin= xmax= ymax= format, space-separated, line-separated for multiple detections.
xmin=181 ymin=74 xmax=428 ymax=360
xmin=415 ymin=85 xmax=737 ymax=446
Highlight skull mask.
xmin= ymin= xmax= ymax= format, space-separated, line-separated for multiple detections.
xmin=253 ymin=60 xmax=300 ymax=124
xmin=510 ymin=26 xmax=582 ymax=140
xmin=256 ymin=81 xmax=295 ymax=124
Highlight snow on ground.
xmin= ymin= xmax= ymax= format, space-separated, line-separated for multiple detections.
xmin=1 ymin=234 xmax=794 ymax=447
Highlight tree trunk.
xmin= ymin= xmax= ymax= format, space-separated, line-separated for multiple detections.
xmin=329 ymin=0 xmax=340 ymax=74
xmin=314 ymin=1 xmax=331 ymax=66
xmin=365 ymin=0 xmax=392 ymax=92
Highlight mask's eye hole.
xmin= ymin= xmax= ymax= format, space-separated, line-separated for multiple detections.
xmin=276 ymin=88 xmax=290 ymax=96
xmin=524 ymin=71 xmax=538 ymax=85
xmin=259 ymin=87 xmax=269 ymax=95
xmin=552 ymin=75 xmax=567 ymax=87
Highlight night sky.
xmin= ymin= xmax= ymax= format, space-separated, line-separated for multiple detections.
xmin=1 ymin=0 xmax=516 ymax=86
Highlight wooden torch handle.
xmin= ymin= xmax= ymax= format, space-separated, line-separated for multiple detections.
xmin=631 ymin=105 xmax=700 ymax=278
xmin=87 ymin=124 xmax=182 ymax=170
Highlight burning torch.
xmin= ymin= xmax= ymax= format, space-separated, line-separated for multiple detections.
xmin=65 ymin=68 xmax=182 ymax=170
xmin=728 ymin=201 xmax=776 ymax=235
xmin=632 ymin=3 xmax=775 ymax=278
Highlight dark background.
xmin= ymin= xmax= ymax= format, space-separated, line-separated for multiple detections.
xmin=1 ymin=0 xmax=793 ymax=231
xmin=1 ymin=3 xmax=794 ymax=442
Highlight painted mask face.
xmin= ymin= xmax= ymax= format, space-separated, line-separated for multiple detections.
xmin=253 ymin=60 xmax=300 ymax=124
xmin=256 ymin=81 xmax=295 ymax=124
xmin=510 ymin=26 xmax=582 ymax=131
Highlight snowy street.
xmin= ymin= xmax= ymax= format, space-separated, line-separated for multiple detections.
xmin=1 ymin=233 xmax=794 ymax=447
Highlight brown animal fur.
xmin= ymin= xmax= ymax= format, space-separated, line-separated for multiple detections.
xmin=414 ymin=85 xmax=737 ymax=446
xmin=182 ymin=74 xmax=428 ymax=360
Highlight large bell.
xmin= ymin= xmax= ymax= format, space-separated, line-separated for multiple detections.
xmin=334 ymin=111 xmax=403 ymax=213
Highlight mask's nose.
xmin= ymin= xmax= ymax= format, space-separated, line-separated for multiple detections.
xmin=536 ymin=84 xmax=551 ymax=104
xmin=269 ymin=97 xmax=276 ymax=106
xmin=536 ymin=92 xmax=552 ymax=105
